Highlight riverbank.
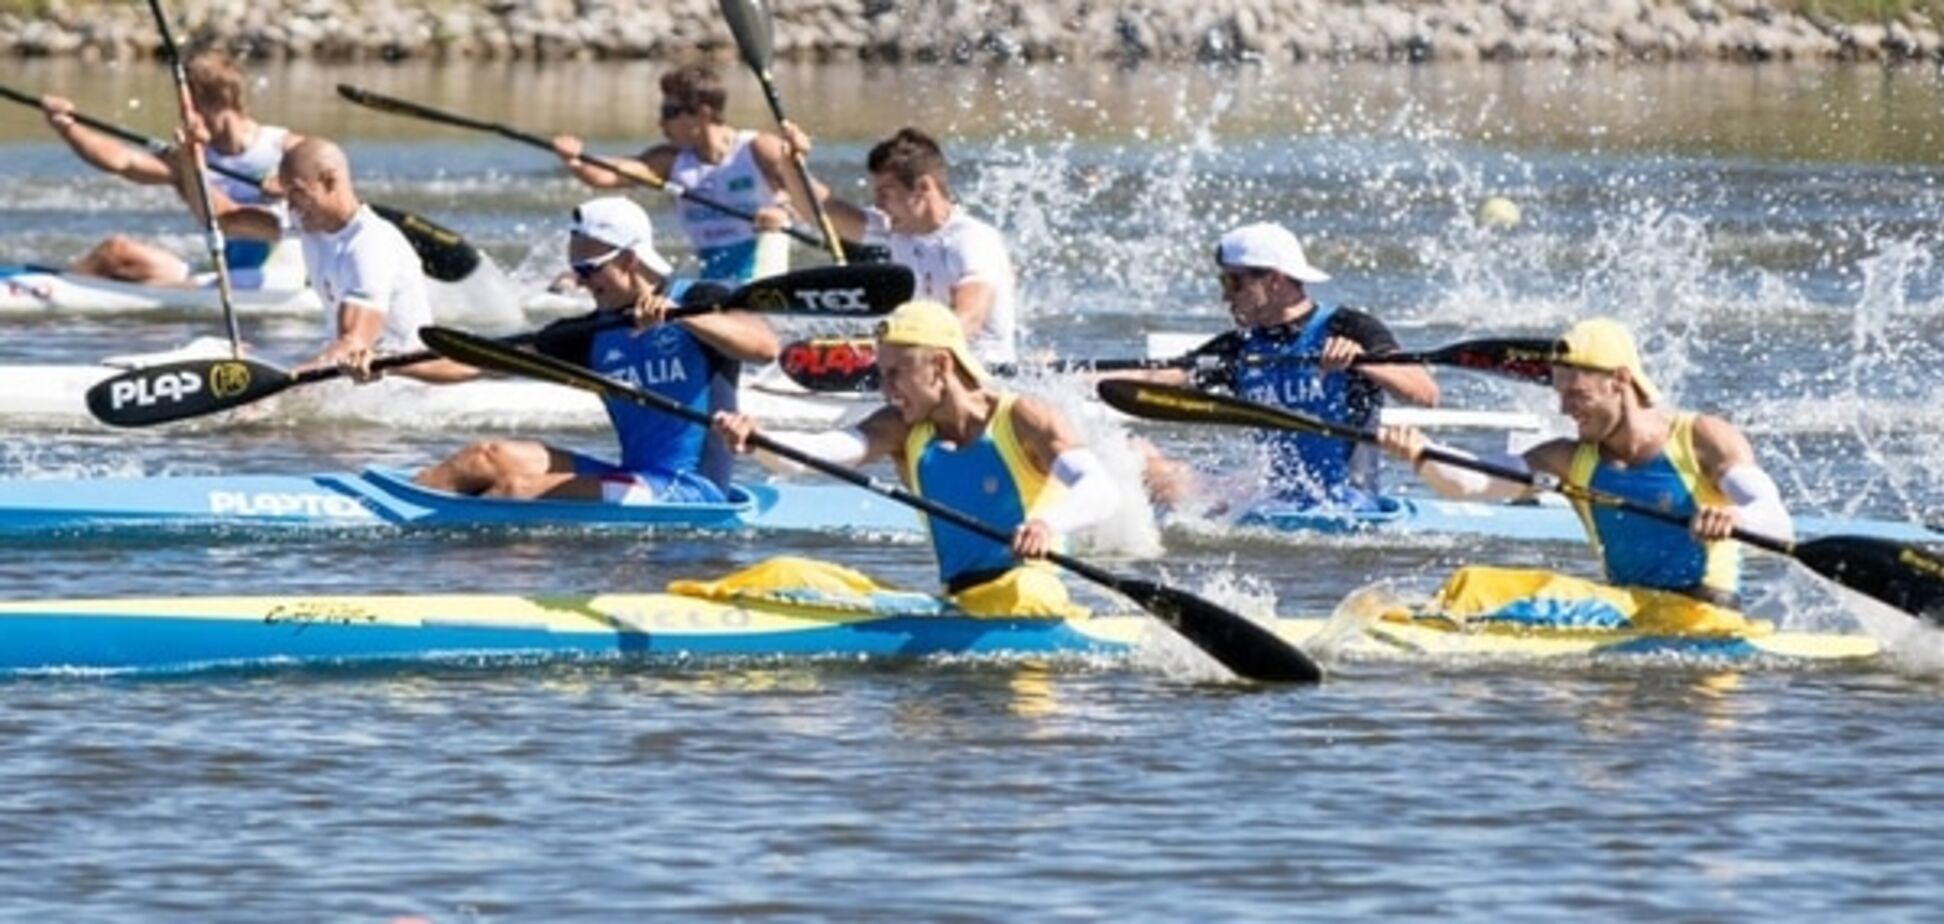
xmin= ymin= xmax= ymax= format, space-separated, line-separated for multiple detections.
xmin=4 ymin=0 xmax=1942 ymax=63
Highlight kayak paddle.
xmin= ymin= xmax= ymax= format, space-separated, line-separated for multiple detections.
xmin=335 ymin=83 xmax=883 ymax=263
xmin=1096 ymin=379 xmax=1944 ymax=624
xmin=143 ymin=0 xmax=244 ymax=357
xmin=85 ymin=262 xmax=914 ymax=428
xmin=720 ymin=0 xmax=847 ymax=264
xmin=0 ymin=81 xmax=483 ymax=285
xmin=781 ymin=335 xmax=1561 ymax=393
xmin=422 ymin=326 xmax=1323 ymax=684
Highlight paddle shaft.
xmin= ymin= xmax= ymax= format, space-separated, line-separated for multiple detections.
xmin=334 ymin=83 xmax=842 ymax=253
xmin=142 ymin=0 xmax=243 ymax=357
xmin=0 ymin=82 xmax=479 ymax=283
xmin=782 ymin=336 xmax=1558 ymax=391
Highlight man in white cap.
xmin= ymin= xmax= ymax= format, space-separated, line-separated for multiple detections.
xmin=1141 ymin=221 xmax=1438 ymax=510
xmin=710 ymin=300 xmax=1118 ymax=616
xmin=1377 ymin=317 xmax=1792 ymax=633
xmin=408 ymin=196 xmax=780 ymax=503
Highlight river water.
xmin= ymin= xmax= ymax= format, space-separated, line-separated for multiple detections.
xmin=1 ymin=58 xmax=1942 ymax=920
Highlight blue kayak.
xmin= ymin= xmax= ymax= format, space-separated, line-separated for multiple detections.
xmin=0 ymin=467 xmax=1932 ymax=545
xmin=0 ymin=467 xmax=922 ymax=536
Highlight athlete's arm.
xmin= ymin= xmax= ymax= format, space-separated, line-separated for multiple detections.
xmin=748 ymin=132 xmax=826 ymax=236
xmin=1331 ymin=310 xmax=1438 ymax=407
xmin=679 ymin=310 xmax=781 ymax=365
xmin=41 ymin=96 xmax=175 ymax=184
xmin=1378 ymin=425 xmax=1555 ymax=503
xmin=1008 ymin=396 xmax=1120 ymax=556
xmin=1691 ymin=413 xmax=1793 ymax=542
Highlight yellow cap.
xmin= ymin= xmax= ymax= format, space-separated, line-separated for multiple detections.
xmin=875 ymin=299 xmax=989 ymax=385
xmin=1557 ymin=317 xmax=1661 ymax=406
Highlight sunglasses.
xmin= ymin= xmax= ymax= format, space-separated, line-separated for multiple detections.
xmin=659 ymin=102 xmax=698 ymax=121
xmin=1218 ymin=267 xmax=1272 ymax=290
xmin=571 ymin=247 xmax=627 ymax=279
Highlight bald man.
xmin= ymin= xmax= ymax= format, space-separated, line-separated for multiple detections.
xmin=272 ymin=138 xmax=434 ymax=371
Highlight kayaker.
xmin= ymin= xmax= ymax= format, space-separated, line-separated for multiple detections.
xmin=1134 ymin=221 xmax=1438 ymax=511
xmin=777 ymin=124 xmax=1020 ymax=365
xmin=710 ymin=299 xmax=1117 ymax=616
xmin=549 ymin=62 xmax=818 ymax=283
xmin=1377 ymin=316 xmax=1794 ymax=633
xmin=200 ymin=137 xmax=435 ymax=372
xmin=36 ymin=49 xmax=303 ymax=288
xmin=409 ymin=196 xmax=780 ymax=504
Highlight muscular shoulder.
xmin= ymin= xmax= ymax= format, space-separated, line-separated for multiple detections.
xmin=1523 ymin=437 xmax=1580 ymax=478
xmin=1325 ymin=307 xmax=1403 ymax=354
xmin=1005 ymin=394 xmax=1081 ymax=462
xmin=859 ymin=406 xmax=914 ymax=461
xmin=1688 ymin=412 xmax=1755 ymax=475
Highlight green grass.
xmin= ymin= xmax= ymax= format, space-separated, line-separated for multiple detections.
xmin=0 ymin=0 xmax=59 ymax=17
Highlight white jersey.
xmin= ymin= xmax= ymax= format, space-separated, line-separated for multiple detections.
xmin=205 ymin=123 xmax=291 ymax=223
xmin=301 ymin=204 xmax=433 ymax=352
xmin=670 ymin=130 xmax=774 ymax=281
xmin=203 ymin=123 xmax=303 ymax=288
xmin=864 ymin=206 xmax=1018 ymax=363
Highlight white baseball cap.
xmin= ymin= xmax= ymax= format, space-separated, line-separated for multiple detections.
xmin=569 ymin=196 xmax=673 ymax=276
xmin=1214 ymin=222 xmax=1330 ymax=283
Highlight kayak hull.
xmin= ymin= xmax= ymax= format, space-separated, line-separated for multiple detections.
xmin=0 ymin=467 xmax=1932 ymax=545
xmin=0 ymin=592 xmax=1879 ymax=676
xmin=0 ymin=467 xmax=922 ymax=536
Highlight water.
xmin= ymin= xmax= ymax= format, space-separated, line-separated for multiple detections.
xmin=1 ymin=58 xmax=1943 ymax=919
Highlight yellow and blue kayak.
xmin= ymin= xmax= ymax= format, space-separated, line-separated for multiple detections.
xmin=0 ymin=589 xmax=1879 ymax=676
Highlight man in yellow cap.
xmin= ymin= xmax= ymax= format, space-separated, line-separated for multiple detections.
xmin=1376 ymin=316 xmax=1794 ymax=633
xmin=712 ymin=299 xmax=1119 ymax=616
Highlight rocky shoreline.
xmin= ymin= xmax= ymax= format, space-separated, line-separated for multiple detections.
xmin=6 ymin=0 xmax=1943 ymax=63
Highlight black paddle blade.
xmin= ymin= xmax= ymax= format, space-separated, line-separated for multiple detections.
xmin=371 ymin=204 xmax=481 ymax=282
xmin=85 ymin=358 xmax=292 ymax=427
xmin=736 ymin=263 xmax=913 ymax=317
xmin=720 ymin=0 xmax=776 ymax=72
xmin=781 ymin=338 xmax=881 ymax=392
xmin=1116 ymin=578 xmax=1322 ymax=683
xmin=1430 ymin=337 xmax=1560 ymax=385
xmin=1794 ymin=536 xmax=1944 ymax=623
xmin=1096 ymin=379 xmax=1341 ymax=438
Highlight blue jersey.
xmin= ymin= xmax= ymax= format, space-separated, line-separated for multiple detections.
xmin=1205 ymin=304 xmax=1397 ymax=507
xmin=900 ymin=393 xmax=1054 ymax=590
xmin=1567 ymin=413 xmax=1742 ymax=600
xmin=535 ymin=280 xmax=740 ymax=490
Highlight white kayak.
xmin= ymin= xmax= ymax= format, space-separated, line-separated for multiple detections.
xmin=0 ymin=337 xmax=870 ymax=431
xmin=0 ymin=265 xmax=320 ymax=316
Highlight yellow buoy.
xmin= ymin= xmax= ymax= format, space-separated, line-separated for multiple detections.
xmin=1476 ymin=196 xmax=1522 ymax=230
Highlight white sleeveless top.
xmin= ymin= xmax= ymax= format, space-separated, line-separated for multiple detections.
xmin=669 ymin=131 xmax=774 ymax=257
xmin=205 ymin=123 xmax=290 ymax=221
xmin=865 ymin=206 xmax=1019 ymax=364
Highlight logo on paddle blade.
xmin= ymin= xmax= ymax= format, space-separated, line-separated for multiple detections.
xmin=209 ymin=361 xmax=253 ymax=399
xmin=747 ymin=287 xmax=789 ymax=313
xmin=108 ymin=369 xmax=203 ymax=410
xmin=793 ymin=287 xmax=869 ymax=314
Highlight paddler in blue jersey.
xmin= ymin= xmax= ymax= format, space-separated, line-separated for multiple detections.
xmin=37 ymin=49 xmax=303 ymax=288
xmin=1378 ymin=317 xmax=1795 ymax=634
xmin=405 ymin=196 xmax=780 ymax=503
xmin=550 ymin=63 xmax=819 ymax=283
xmin=1140 ymin=221 xmax=1439 ymax=511
xmin=710 ymin=300 xmax=1122 ymax=616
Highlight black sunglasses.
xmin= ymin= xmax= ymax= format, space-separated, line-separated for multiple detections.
xmin=660 ymin=102 xmax=698 ymax=120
